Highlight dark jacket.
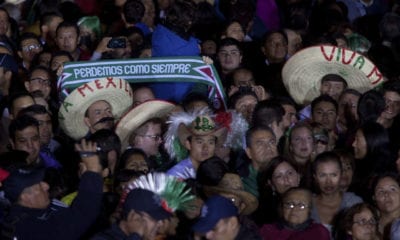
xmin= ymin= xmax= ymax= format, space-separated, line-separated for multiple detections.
xmin=150 ymin=24 xmax=204 ymax=104
xmin=2 ymin=172 xmax=103 ymax=240
xmin=236 ymin=223 xmax=263 ymax=240
xmin=91 ymin=223 xmax=141 ymax=240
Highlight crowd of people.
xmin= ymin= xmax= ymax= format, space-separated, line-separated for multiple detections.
xmin=0 ymin=0 xmax=400 ymax=239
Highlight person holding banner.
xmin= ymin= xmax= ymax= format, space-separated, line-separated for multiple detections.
xmin=150 ymin=0 xmax=207 ymax=104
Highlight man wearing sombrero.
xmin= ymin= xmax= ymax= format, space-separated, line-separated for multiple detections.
xmin=166 ymin=108 xmax=225 ymax=179
xmin=115 ymin=100 xmax=176 ymax=170
xmin=59 ymin=77 xmax=133 ymax=141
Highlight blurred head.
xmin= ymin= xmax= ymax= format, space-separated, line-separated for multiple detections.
xmin=334 ymin=149 xmax=355 ymax=192
xmin=262 ymin=30 xmax=288 ymax=64
xmin=229 ymin=89 xmax=258 ymax=123
xmin=55 ymin=21 xmax=80 ymax=54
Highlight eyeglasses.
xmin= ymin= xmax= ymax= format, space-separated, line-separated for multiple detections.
xmin=283 ymin=202 xmax=309 ymax=210
xmin=353 ymin=218 xmax=377 ymax=226
xmin=30 ymin=78 xmax=51 ymax=86
xmin=138 ymin=134 xmax=162 ymax=141
xmin=22 ymin=44 xmax=41 ymax=52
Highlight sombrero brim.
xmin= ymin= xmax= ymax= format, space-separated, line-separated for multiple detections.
xmin=115 ymin=100 xmax=176 ymax=150
xmin=282 ymin=45 xmax=385 ymax=105
xmin=59 ymin=77 xmax=133 ymax=140
xmin=203 ymin=186 xmax=259 ymax=215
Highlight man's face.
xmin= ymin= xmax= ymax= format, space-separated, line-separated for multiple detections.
xmin=56 ymin=26 xmax=79 ymax=53
xmin=217 ymin=45 xmax=242 ymax=73
xmin=19 ymin=38 xmax=42 ymax=63
xmin=205 ymin=217 xmax=237 ymax=240
xmin=185 ymin=135 xmax=216 ymax=163
xmin=21 ymin=182 xmax=50 ymax=209
xmin=246 ymin=130 xmax=278 ymax=169
xmin=11 ymin=96 xmax=35 ymax=118
xmin=84 ymin=100 xmax=114 ymax=133
xmin=25 ymin=69 xmax=51 ymax=100
xmin=33 ymin=113 xmax=53 ymax=146
xmin=131 ymin=122 xmax=162 ymax=157
xmin=320 ymin=81 xmax=346 ymax=101
xmin=11 ymin=126 xmax=40 ymax=164
xmin=312 ymin=101 xmax=337 ymax=131
xmin=262 ymin=32 xmax=287 ymax=63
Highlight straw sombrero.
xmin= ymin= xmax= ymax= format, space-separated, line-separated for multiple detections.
xmin=203 ymin=173 xmax=259 ymax=215
xmin=116 ymin=100 xmax=176 ymax=150
xmin=59 ymin=77 xmax=133 ymax=140
xmin=282 ymin=45 xmax=385 ymax=105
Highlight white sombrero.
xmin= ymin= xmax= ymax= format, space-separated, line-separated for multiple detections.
xmin=115 ymin=100 xmax=176 ymax=150
xmin=282 ymin=45 xmax=385 ymax=105
xmin=59 ymin=77 xmax=133 ymax=140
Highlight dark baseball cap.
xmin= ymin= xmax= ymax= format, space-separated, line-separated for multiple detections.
xmin=2 ymin=167 xmax=45 ymax=202
xmin=192 ymin=195 xmax=238 ymax=234
xmin=123 ymin=188 xmax=172 ymax=221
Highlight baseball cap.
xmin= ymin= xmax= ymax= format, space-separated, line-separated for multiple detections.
xmin=192 ymin=195 xmax=238 ymax=234
xmin=123 ymin=188 xmax=172 ymax=221
xmin=2 ymin=167 xmax=45 ymax=202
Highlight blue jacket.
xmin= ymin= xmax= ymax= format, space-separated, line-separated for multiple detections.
xmin=150 ymin=24 xmax=202 ymax=103
xmin=2 ymin=172 xmax=103 ymax=240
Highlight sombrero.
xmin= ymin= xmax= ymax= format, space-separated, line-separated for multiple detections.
xmin=203 ymin=173 xmax=259 ymax=215
xmin=59 ymin=77 xmax=133 ymax=140
xmin=177 ymin=114 xmax=226 ymax=147
xmin=115 ymin=100 xmax=176 ymax=150
xmin=282 ymin=45 xmax=385 ymax=105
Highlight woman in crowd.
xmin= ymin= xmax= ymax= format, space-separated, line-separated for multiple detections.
xmin=337 ymin=203 xmax=381 ymax=240
xmin=285 ymin=122 xmax=314 ymax=178
xmin=256 ymin=156 xmax=301 ymax=225
xmin=311 ymin=151 xmax=363 ymax=235
xmin=372 ymin=173 xmax=400 ymax=239
xmin=352 ymin=121 xmax=396 ymax=202
xmin=259 ymin=187 xmax=330 ymax=239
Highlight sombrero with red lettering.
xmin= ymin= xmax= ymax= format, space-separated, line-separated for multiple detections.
xmin=59 ymin=77 xmax=133 ymax=140
xmin=282 ymin=45 xmax=385 ymax=105
xmin=115 ymin=100 xmax=176 ymax=150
